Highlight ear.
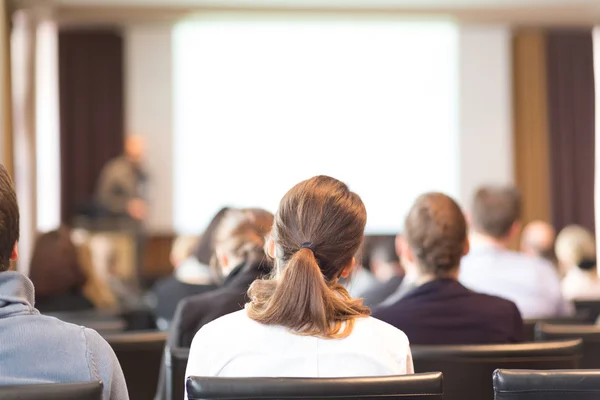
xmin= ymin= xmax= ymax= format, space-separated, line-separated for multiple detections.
xmin=10 ymin=243 xmax=18 ymax=261
xmin=399 ymin=237 xmax=414 ymax=264
xmin=463 ymin=237 xmax=470 ymax=257
xmin=395 ymin=234 xmax=403 ymax=259
xmin=216 ymin=249 xmax=228 ymax=269
xmin=267 ymin=238 xmax=276 ymax=258
xmin=509 ymin=221 xmax=522 ymax=240
xmin=464 ymin=211 xmax=472 ymax=227
xmin=340 ymin=257 xmax=355 ymax=279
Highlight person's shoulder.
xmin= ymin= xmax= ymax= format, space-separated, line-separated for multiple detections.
xmin=192 ymin=310 xmax=257 ymax=343
xmin=354 ymin=316 xmax=410 ymax=345
xmin=468 ymin=289 xmax=520 ymax=315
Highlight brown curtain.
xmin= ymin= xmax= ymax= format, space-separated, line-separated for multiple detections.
xmin=512 ymin=29 xmax=552 ymax=227
xmin=59 ymin=29 xmax=124 ymax=223
xmin=546 ymin=29 xmax=596 ymax=233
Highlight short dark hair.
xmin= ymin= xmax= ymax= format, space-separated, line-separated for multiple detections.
xmin=471 ymin=186 xmax=521 ymax=239
xmin=405 ymin=192 xmax=466 ymax=275
xmin=0 ymin=166 xmax=19 ymax=271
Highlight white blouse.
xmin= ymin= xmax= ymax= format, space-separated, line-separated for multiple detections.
xmin=185 ymin=310 xmax=413 ymax=396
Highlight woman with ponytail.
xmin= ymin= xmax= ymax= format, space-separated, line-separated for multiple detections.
xmin=185 ymin=176 xmax=413 ymax=382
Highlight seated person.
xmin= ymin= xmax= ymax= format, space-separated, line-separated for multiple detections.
xmin=185 ymin=176 xmax=413 ymax=383
xmin=360 ymin=235 xmax=405 ymax=307
xmin=29 ymin=227 xmax=94 ymax=313
xmin=557 ymin=225 xmax=600 ymax=301
xmin=373 ymin=192 xmax=523 ymax=345
xmin=170 ymin=208 xmax=274 ymax=347
xmin=459 ymin=186 xmax=573 ymax=319
xmin=521 ymin=220 xmax=557 ymax=267
xmin=0 ymin=165 xmax=127 ymax=399
xmin=149 ymin=235 xmax=217 ymax=330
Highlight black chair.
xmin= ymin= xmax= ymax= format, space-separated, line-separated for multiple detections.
xmin=494 ymin=369 xmax=600 ymax=400
xmin=536 ymin=323 xmax=600 ymax=368
xmin=412 ymin=339 xmax=582 ymax=400
xmin=574 ymin=300 xmax=600 ymax=323
xmin=0 ymin=381 xmax=102 ymax=400
xmin=522 ymin=314 xmax=591 ymax=342
xmin=186 ymin=372 xmax=443 ymax=400
xmin=164 ymin=346 xmax=189 ymax=400
xmin=105 ymin=330 xmax=167 ymax=400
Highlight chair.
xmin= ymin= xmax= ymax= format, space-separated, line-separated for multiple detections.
xmin=412 ymin=339 xmax=582 ymax=400
xmin=536 ymin=323 xmax=600 ymax=368
xmin=522 ymin=314 xmax=591 ymax=342
xmin=574 ymin=300 xmax=600 ymax=323
xmin=0 ymin=381 xmax=102 ymax=400
xmin=494 ymin=369 xmax=600 ymax=400
xmin=165 ymin=346 xmax=189 ymax=400
xmin=46 ymin=310 xmax=127 ymax=334
xmin=105 ymin=330 xmax=167 ymax=400
xmin=186 ymin=372 xmax=443 ymax=400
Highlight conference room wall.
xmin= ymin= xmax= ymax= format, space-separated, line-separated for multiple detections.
xmin=125 ymin=22 xmax=514 ymax=234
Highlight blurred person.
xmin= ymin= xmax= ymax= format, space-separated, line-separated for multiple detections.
xmin=149 ymin=235 xmax=217 ymax=330
xmin=344 ymin=263 xmax=378 ymax=299
xmin=557 ymin=225 xmax=600 ymax=301
xmin=360 ymin=236 xmax=405 ymax=307
xmin=29 ymin=227 xmax=94 ymax=313
xmin=521 ymin=220 xmax=557 ymax=265
xmin=171 ymin=208 xmax=274 ymax=347
xmin=373 ymin=193 xmax=523 ymax=345
xmin=0 ymin=165 xmax=128 ymax=399
xmin=185 ymin=176 xmax=412 ymax=383
xmin=193 ymin=207 xmax=231 ymax=265
xmin=459 ymin=186 xmax=573 ymax=319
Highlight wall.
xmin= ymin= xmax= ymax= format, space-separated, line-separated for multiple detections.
xmin=458 ymin=24 xmax=514 ymax=208
xmin=124 ymin=23 xmax=173 ymax=233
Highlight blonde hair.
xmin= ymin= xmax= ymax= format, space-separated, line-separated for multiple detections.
xmin=247 ymin=176 xmax=370 ymax=339
xmin=171 ymin=235 xmax=199 ymax=267
xmin=555 ymin=225 xmax=596 ymax=270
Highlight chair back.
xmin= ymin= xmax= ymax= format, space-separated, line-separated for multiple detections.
xmin=165 ymin=346 xmax=189 ymax=400
xmin=536 ymin=323 xmax=600 ymax=368
xmin=522 ymin=314 xmax=591 ymax=341
xmin=0 ymin=381 xmax=102 ymax=400
xmin=105 ymin=330 xmax=167 ymax=400
xmin=574 ymin=300 xmax=600 ymax=323
xmin=494 ymin=369 xmax=600 ymax=400
xmin=47 ymin=310 xmax=127 ymax=334
xmin=412 ymin=339 xmax=582 ymax=400
xmin=186 ymin=372 xmax=443 ymax=400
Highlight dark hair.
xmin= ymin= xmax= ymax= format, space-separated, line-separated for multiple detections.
xmin=471 ymin=186 xmax=521 ymax=239
xmin=247 ymin=176 xmax=370 ymax=339
xmin=29 ymin=227 xmax=87 ymax=296
xmin=210 ymin=208 xmax=274 ymax=283
xmin=405 ymin=192 xmax=467 ymax=275
xmin=0 ymin=165 xmax=19 ymax=271
xmin=194 ymin=207 xmax=231 ymax=265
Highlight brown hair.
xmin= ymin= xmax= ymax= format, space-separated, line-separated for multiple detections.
xmin=194 ymin=207 xmax=231 ymax=265
xmin=29 ymin=227 xmax=87 ymax=297
xmin=210 ymin=208 xmax=274 ymax=283
xmin=247 ymin=176 xmax=370 ymax=339
xmin=405 ymin=192 xmax=467 ymax=275
xmin=0 ymin=165 xmax=19 ymax=271
xmin=471 ymin=186 xmax=521 ymax=239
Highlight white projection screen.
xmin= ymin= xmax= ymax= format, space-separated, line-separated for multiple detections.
xmin=173 ymin=14 xmax=459 ymax=234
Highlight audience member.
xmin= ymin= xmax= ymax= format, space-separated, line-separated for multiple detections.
xmin=557 ymin=225 xmax=600 ymax=301
xmin=149 ymin=235 xmax=217 ymax=330
xmin=521 ymin=220 xmax=557 ymax=266
xmin=185 ymin=176 xmax=413 ymax=383
xmin=360 ymin=236 xmax=405 ymax=307
xmin=29 ymin=227 xmax=94 ymax=313
xmin=344 ymin=263 xmax=378 ymax=299
xmin=459 ymin=186 xmax=573 ymax=319
xmin=373 ymin=193 xmax=523 ymax=344
xmin=193 ymin=207 xmax=231 ymax=265
xmin=0 ymin=165 xmax=128 ymax=399
xmin=171 ymin=208 xmax=274 ymax=347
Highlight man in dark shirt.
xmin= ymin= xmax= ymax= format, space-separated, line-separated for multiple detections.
xmin=372 ymin=192 xmax=523 ymax=345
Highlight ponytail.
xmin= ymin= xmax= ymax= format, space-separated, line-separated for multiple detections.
xmin=247 ymin=248 xmax=370 ymax=339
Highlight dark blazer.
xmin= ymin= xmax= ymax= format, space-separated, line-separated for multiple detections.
xmin=372 ymin=278 xmax=523 ymax=345
xmin=361 ymin=275 xmax=404 ymax=308
xmin=150 ymin=278 xmax=217 ymax=328
xmin=170 ymin=259 xmax=272 ymax=348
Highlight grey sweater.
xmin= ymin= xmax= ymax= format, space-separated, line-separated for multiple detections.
xmin=0 ymin=271 xmax=129 ymax=399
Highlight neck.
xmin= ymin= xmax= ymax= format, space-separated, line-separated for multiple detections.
xmin=470 ymin=231 xmax=508 ymax=249
xmin=405 ymin=266 xmax=459 ymax=286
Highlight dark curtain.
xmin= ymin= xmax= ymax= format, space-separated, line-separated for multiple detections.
xmin=59 ymin=29 xmax=124 ymax=223
xmin=546 ymin=30 xmax=596 ymax=233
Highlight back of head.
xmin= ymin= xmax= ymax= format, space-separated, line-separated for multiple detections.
xmin=471 ymin=185 xmax=521 ymax=239
xmin=247 ymin=175 xmax=370 ymax=339
xmin=521 ymin=220 xmax=556 ymax=259
xmin=194 ymin=207 xmax=231 ymax=265
xmin=405 ymin=192 xmax=467 ymax=276
xmin=171 ymin=235 xmax=199 ymax=268
xmin=555 ymin=225 xmax=596 ymax=271
xmin=0 ymin=165 xmax=19 ymax=271
xmin=29 ymin=227 xmax=87 ymax=297
xmin=211 ymin=208 xmax=274 ymax=282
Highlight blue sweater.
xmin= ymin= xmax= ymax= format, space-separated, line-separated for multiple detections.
xmin=0 ymin=271 xmax=128 ymax=399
